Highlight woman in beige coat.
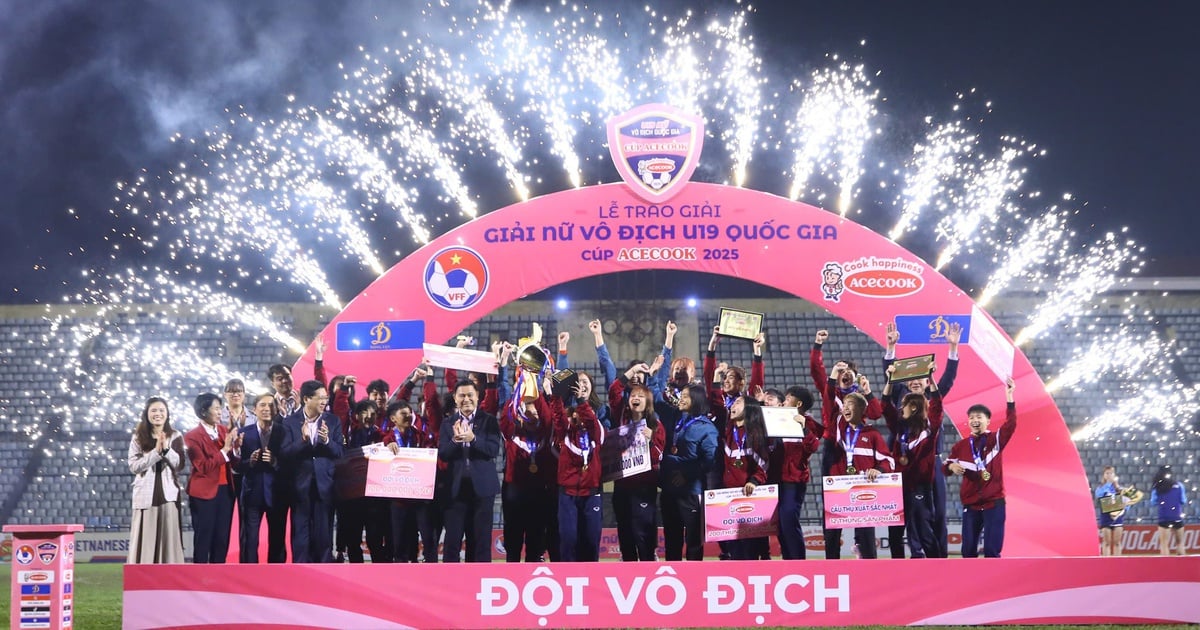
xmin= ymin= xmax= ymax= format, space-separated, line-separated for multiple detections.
xmin=128 ymin=396 xmax=186 ymax=563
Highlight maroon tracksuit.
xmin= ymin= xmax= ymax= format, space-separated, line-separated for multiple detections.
xmin=553 ymin=397 xmax=604 ymax=561
xmin=499 ymin=397 xmax=556 ymax=562
xmin=822 ymin=378 xmax=894 ymax=559
xmin=944 ymin=403 xmax=1017 ymax=511
xmin=882 ymin=390 xmax=943 ymax=557
xmin=944 ymin=402 xmax=1017 ymax=557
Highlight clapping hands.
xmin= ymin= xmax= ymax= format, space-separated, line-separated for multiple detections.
xmin=453 ymin=418 xmax=475 ymax=443
xmin=251 ymin=447 xmax=273 ymax=464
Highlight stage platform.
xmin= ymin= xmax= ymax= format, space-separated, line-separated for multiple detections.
xmin=123 ymin=556 xmax=1200 ymax=628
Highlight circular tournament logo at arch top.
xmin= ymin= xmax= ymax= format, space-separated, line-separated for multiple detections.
xmin=423 ymin=246 xmax=490 ymax=311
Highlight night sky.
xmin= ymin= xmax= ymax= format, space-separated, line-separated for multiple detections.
xmin=2 ymin=1 xmax=1197 ymax=305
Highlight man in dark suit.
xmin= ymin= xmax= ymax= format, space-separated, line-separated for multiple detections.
xmin=239 ymin=393 xmax=289 ymax=563
xmin=281 ymin=380 xmax=343 ymax=562
xmin=439 ymin=380 xmax=501 ymax=562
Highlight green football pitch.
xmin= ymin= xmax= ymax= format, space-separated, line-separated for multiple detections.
xmin=0 ymin=563 xmax=1187 ymax=630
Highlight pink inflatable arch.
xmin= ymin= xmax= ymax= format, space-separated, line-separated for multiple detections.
xmin=293 ymin=181 xmax=1096 ymax=557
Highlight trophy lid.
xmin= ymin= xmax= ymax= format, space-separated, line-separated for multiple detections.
xmin=515 ymin=322 xmax=548 ymax=372
xmin=516 ymin=342 xmax=549 ymax=373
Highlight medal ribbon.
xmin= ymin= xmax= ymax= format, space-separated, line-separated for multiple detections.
xmin=577 ymin=427 xmax=590 ymax=464
xmin=729 ymin=424 xmax=747 ymax=460
xmin=511 ymin=432 xmax=542 ymax=458
xmin=728 ymin=423 xmax=767 ymax=469
xmin=393 ymin=427 xmax=409 ymax=448
xmin=674 ymin=415 xmax=701 ymax=452
xmin=843 ymin=424 xmax=863 ymax=471
xmin=525 ymin=430 xmax=539 ymax=458
xmin=509 ymin=370 xmax=531 ymax=422
xmin=970 ymin=435 xmax=988 ymax=476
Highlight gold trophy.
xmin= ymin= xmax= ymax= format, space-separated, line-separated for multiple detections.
xmin=1121 ymin=485 xmax=1144 ymax=505
xmin=515 ymin=323 xmax=550 ymax=403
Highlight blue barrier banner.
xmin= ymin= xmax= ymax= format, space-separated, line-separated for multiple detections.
xmin=893 ymin=314 xmax=971 ymax=345
xmin=335 ymin=320 xmax=424 ymax=351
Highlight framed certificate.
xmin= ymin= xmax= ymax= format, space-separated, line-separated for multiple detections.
xmin=1098 ymin=494 xmax=1124 ymax=514
xmin=763 ymin=406 xmax=805 ymax=438
xmin=717 ymin=307 xmax=764 ymax=341
xmin=890 ymin=353 xmax=935 ymax=383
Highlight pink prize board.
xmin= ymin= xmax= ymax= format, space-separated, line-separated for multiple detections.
xmin=704 ymin=484 xmax=780 ymax=542
xmin=821 ymin=473 xmax=904 ymax=529
xmin=365 ymin=446 xmax=438 ymax=500
xmin=336 ymin=446 xmax=438 ymax=501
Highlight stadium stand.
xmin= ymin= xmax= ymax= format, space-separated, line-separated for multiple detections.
xmin=0 ymin=295 xmax=1197 ymax=534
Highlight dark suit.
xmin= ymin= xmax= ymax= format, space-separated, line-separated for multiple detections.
xmin=238 ymin=421 xmax=288 ymax=563
xmin=439 ymin=411 xmax=501 ymax=562
xmin=281 ymin=410 xmax=343 ymax=562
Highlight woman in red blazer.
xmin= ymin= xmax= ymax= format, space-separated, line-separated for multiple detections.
xmin=185 ymin=392 xmax=239 ymax=563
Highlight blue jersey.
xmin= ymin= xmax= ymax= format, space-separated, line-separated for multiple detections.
xmin=659 ymin=414 xmax=718 ymax=495
xmin=1150 ymin=482 xmax=1188 ymax=523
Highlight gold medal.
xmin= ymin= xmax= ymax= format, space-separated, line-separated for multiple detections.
xmin=528 ymin=463 xmax=538 ymax=474
xmin=735 ymin=459 xmax=744 ymax=468
xmin=846 ymin=465 xmax=857 ymax=475
xmin=672 ymin=446 xmax=678 ymax=454
xmin=898 ymin=455 xmax=908 ymax=466
xmin=582 ymin=463 xmax=589 ymax=472
xmin=981 ymin=470 xmax=991 ymax=482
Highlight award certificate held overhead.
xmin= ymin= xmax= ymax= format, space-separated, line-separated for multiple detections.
xmin=890 ymin=353 xmax=935 ymax=383
xmin=762 ymin=406 xmax=805 ymax=438
xmin=717 ymin=307 xmax=763 ymax=341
